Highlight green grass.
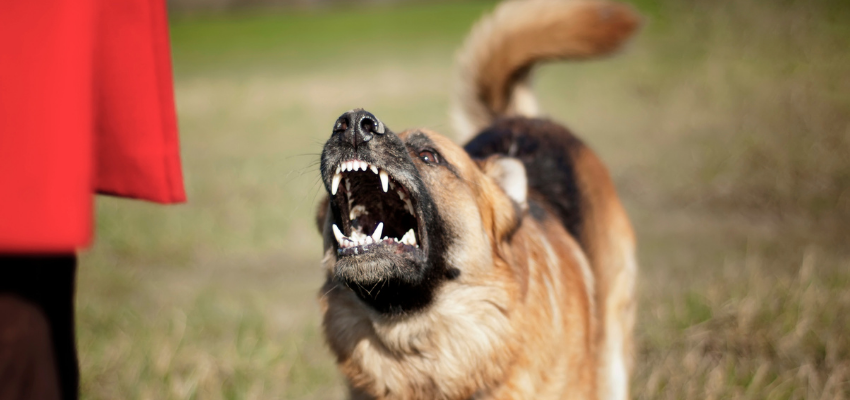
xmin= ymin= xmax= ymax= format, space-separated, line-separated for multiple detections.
xmin=78 ymin=0 xmax=850 ymax=398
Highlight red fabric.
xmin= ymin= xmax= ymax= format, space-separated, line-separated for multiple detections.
xmin=0 ymin=0 xmax=185 ymax=253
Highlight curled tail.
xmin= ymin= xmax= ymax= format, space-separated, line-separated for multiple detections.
xmin=451 ymin=0 xmax=641 ymax=141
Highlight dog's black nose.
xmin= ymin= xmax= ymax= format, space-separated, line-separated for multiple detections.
xmin=333 ymin=109 xmax=386 ymax=148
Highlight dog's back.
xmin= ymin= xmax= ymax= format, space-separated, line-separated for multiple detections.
xmin=453 ymin=1 xmax=640 ymax=399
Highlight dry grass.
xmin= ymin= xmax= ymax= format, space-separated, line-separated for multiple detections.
xmin=634 ymin=247 xmax=850 ymax=399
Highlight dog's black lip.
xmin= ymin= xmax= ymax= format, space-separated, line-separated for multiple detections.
xmin=325 ymin=156 xmax=428 ymax=258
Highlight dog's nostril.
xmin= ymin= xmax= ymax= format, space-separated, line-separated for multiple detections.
xmin=360 ymin=118 xmax=374 ymax=133
xmin=333 ymin=117 xmax=349 ymax=134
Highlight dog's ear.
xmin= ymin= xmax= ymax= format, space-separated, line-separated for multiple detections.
xmin=477 ymin=156 xmax=528 ymax=240
xmin=485 ymin=157 xmax=528 ymax=210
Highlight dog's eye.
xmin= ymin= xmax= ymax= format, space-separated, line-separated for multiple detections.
xmin=418 ymin=150 xmax=439 ymax=164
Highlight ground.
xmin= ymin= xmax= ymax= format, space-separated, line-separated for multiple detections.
xmin=78 ymin=1 xmax=850 ymax=399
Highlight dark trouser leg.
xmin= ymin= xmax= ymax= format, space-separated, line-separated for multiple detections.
xmin=0 ymin=256 xmax=78 ymax=400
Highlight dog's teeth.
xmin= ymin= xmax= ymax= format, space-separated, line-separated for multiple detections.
xmin=332 ymin=224 xmax=344 ymax=244
xmin=331 ymin=173 xmax=341 ymax=195
xmin=397 ymin=190 xmax=406 ymax=200
xmin=345 ymin=161 xmax=352 ymax=171
xmin=335 ymin=165 xmax=341 ymax=175
xmin=365 ymin=236 xmax=373 ymax=245
xmin=401 ymin=229 xmax=416 ymax=246
xmin=379 ymin=170 xmax=389 ymax=192
xmin=404 ymin=199 xmax=414 ymax=215
xmin=359 ymin=161 xmax=368 ymax=171
xmin=345 ymin=178 xmax=351 ymax=193
xmin=370 ymin=164 xmax=378 ymax=174
xmin=371 ymin=222 xmax=383 ymax=241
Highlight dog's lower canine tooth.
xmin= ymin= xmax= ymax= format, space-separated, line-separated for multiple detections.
xmin=332 ymin=224 xmax=344 ymax=244
xmin=400 ymin=229 xmax=416 ymax=246
xmin=331 ymin=173 xmax=341 ymax=195
xmin=379 ymin=170 xmax=389 ymax=192
xmin=372 ymin=222 xmax=384 ymax=241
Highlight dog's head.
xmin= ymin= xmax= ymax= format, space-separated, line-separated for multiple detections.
xmin=317 ymin=109 xmax=528 ymax=314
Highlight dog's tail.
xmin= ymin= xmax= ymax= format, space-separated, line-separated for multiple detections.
xmin=451 ymin=0 xmax=640 ymax=141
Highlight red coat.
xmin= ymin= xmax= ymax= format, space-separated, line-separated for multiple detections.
xmin=0 ymin=0 xmax=185 ymax=253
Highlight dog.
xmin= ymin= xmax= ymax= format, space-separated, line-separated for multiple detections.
xmin=314 ymin=0 xmax=640 ymax=398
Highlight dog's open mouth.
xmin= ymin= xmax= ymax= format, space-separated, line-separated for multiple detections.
xmin=329 ymin=159 xmax=422 ymax=256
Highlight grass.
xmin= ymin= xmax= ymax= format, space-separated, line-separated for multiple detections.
xmin=77 ymin=0 xmax=850 ymax=398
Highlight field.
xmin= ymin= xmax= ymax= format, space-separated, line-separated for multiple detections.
xmin=77 ymin=0 xmax=850 ymax=399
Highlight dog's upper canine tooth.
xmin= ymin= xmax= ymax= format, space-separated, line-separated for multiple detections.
xmin=331 ymin=173 xmax=341 ymax=195
xmin=370 ymin=164 xmax=378 ymax=174
xmin=332 ymin=224 xmax=344 ymax=244
xmin=372 ymin=222 xmax=383 ymax=241
xmin=379 ymin=170 xmax=389 ymax=192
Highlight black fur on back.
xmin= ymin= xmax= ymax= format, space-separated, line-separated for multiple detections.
xmin=464 ymin=117 xmax=585 ymax=244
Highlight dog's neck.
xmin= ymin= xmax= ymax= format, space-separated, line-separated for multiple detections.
xmin=321 ymin=214 xmax=597 ymax=399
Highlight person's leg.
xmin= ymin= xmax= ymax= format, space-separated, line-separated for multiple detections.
xmin=0 ymin=256 xmax=78 ymax=400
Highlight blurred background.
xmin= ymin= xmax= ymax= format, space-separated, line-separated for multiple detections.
xmin=78 ymin=0 xmax=850 ymax=398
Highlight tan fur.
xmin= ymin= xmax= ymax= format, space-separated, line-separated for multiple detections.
xmin=319 ymin=1 xmax=640 ymax=398
xmin=451 ymin=0 xmax=640 ymax=140
xmin=571 ymin=147 xmax=637 ymax=400
xmin=321 ymin=131 xmax=599 ymax=399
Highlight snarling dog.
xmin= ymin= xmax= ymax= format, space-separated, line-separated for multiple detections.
xmin=315 ymin=0 xmax=640 ymax=399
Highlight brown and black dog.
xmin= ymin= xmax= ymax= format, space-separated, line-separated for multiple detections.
xmin=315 ymin=1 xmax=640 ymax=399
